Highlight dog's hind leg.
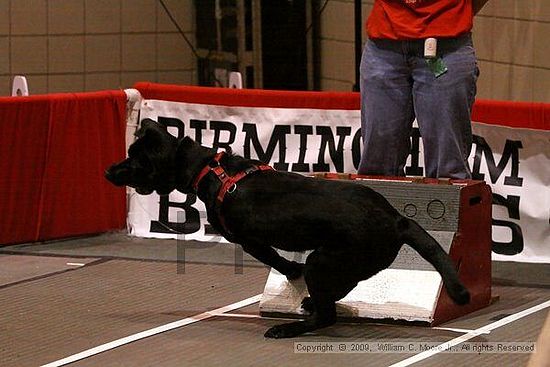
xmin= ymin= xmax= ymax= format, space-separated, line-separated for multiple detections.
xmin=300 ymin=296 xmax=314 ymax=314
xmin=264 ymin=249 xmax=357 ymax=339
xmin=240 ymin=243 xmax=304 ymax=280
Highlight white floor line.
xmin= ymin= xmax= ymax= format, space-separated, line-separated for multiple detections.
xmin=210 ymin=312 xmax=262 ymax=319
xmin=389 ymin=299 xmax=550 ymax=367
xmin=432 ymin=326 xmax=490 ymax=335
xmin=40 ymin=294 xmax=263 ymax=367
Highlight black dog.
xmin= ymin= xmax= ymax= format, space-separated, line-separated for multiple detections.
xmin=105 ymin=119 xmax=470 ymax=339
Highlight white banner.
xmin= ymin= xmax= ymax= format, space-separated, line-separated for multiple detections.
xmin=129 ymin=99 xmax=549 ymax=263
xmin=470 ymin=122 xmax=549 ymax=262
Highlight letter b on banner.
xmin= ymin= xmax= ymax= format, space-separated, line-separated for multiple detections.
xmin=150 ymin=194 xmax=201 ymax=234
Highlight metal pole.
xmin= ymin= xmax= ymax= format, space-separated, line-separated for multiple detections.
xmin=353 ymin=0 xmax=362 ymax=92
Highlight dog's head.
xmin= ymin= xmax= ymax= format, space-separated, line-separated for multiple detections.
xmin=105 ymin=119 xmax=179 ymax=195
xmin=105 ymin=119 xmax=216 ymax=195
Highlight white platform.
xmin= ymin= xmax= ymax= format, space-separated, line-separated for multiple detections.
xmin=259 ymin=231 xmax=454 ymax=323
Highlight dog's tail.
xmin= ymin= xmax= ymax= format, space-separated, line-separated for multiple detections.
xmin=398 ymin=217 xmax=470 ymax=305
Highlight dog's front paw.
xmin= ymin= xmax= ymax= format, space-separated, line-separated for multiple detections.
xmin=284 ymin=261 xmax=304 ymax=281
xmin=264 ymin=325 xmax=287 ymax=339
xmin=264 ymin=323 xmax=305 ymax=339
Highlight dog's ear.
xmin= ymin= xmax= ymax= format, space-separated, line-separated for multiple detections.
xmin=140 ymin=118 xmax=158 ymax=130
xmin=175 ymin=136 xmax=218 ymax=192
xmin=135 ymin=118 xmax=162 ymax=139
xmin=178 ymin=136 xmax=217 ymax=156
xmin=179 ymin=136 xmax=199 ymax=149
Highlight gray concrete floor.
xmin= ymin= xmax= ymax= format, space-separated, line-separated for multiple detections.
xmin=1 ymin=232 xmax=549 ymax=367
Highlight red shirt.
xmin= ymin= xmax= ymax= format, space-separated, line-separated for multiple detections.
xmin=367 ymin=0 xmax=473 ymax=40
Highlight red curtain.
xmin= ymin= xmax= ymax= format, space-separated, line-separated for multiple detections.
xmin=0 ymin=91 xmax=127 ymax=245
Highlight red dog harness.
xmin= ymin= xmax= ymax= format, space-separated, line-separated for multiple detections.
xmin=191 ymin=151 xmax=273 ymax=234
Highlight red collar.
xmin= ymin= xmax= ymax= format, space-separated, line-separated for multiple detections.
xmin=192 ymin=152 xmax=226 ymax=192
xmin=192 ymin=151 xmax=273 ymax=204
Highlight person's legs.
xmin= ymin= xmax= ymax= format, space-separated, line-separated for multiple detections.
xmin=412 ymin=35 xmax=479 ymax=179
xmin=358 ymin=39 xmax=415 ymax=176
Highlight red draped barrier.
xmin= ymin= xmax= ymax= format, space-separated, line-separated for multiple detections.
xmin=0 ymin=91 xmax=127 ymax=245
xmin=472 ymin=99 xmax=550 ymax=130
xmin=134 ymin=82 xmax=361 ymax=110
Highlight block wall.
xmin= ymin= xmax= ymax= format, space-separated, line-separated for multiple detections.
xmin=0 ymin=0 xmax=195 ymax=95
xmin=319 ymin=0 xmax=550 ymax=102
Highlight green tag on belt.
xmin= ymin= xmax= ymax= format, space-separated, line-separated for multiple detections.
xmin=426 ymin=57 xmax=448 ymax=78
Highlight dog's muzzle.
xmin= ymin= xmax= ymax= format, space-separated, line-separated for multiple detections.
xmin=105 ymin=163 xmax=134 ymax=187
xmin=105 ymin=165 xmax=160 ymax=195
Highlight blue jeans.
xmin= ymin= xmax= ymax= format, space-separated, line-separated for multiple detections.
xmin=358 ymin=34 xmax=479 ymax=179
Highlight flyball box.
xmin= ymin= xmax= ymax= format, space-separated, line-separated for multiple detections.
xmin=259 ymin=175 xmax=493 ymax=325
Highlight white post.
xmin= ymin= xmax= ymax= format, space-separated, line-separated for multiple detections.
xmin=11 ymin=75 xmax=29 ymax=96
xmin=229 ymin=72 xmax=243 ymax=89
